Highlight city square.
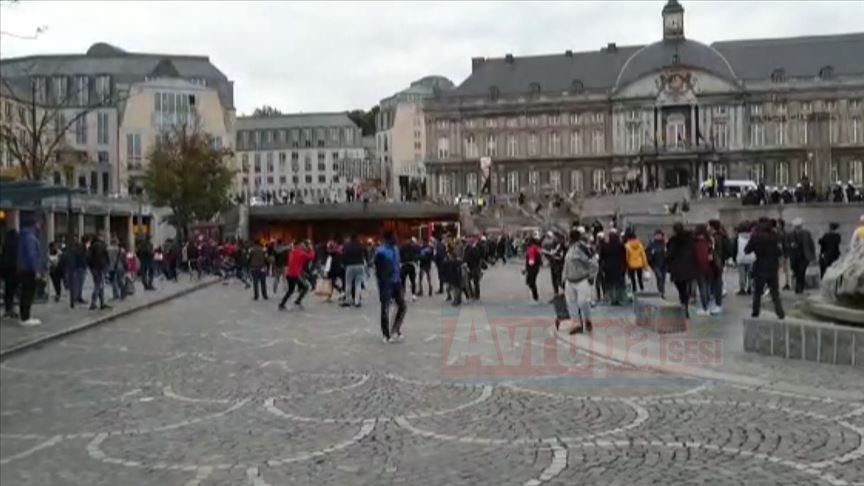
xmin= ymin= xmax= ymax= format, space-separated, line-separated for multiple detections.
xmin=2 ymin=0 xmax=864 ymax=484
xmin=2 ymin=265 xmax=864 ymax=485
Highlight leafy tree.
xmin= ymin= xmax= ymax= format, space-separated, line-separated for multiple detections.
xmin=141 ymin=124 xmax=234 ymax=241
xmin=347 ymin=105 xmax=379 ymax=136
xmin=252 ymin=105 xmax=283 ymax=117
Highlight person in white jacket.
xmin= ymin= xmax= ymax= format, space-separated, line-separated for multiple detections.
xmin=734 ymin=221 xmax=756 ymax=295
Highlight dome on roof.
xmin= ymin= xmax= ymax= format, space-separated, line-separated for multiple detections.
xmin=411 ymin=75 xmax=454 ymax=90
xmin=615 ymin=38 xmax=737 ymax=89
xmin=86 ymin=42 xmax=127 ymax=57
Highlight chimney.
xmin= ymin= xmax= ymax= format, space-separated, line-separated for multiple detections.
xmin=606 ymin=42 xmax=618 ymax=53
xmin=565 ymin=50 xmax=573 ymax=57
xmin=505 ymin=53 xmax=514 ymax=64
xmin=471 ymin=57 xmax=486 ymax=72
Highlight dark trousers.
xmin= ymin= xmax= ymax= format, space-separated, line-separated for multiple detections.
xmin=251 ymin=269 xmax=268 ymax=300
xmin=279 ymin=276 xmax=309 ymax=306
xmin=651 ymin=266 xmax=666 ymax=297
xmin=435 ymin=262 xmax=445 ymax=293
xmin=448 ymin=262 xmax=463 ymax=305
xmin=90 ymin=269 xmax=106 ymax=308
xmin=673 ymin=279 xmax=691 ymax=318
xmin=400 ymin=263 xmax=417 ymax=296
xmin=526 ymin=265 xmax=540 ymax=301
xmin=467 ymin=266 xmax=481 ymax=300
xmin=18 ymin=271 xmax=37 ymax=321
xmin=141 ymin=260 xmax=155 ymax=289
xmin=3 ymin=274 xmax=18 ymax=315
xmin=628 ymin=268 xmax=644 ymax=293
xmin=50 ymin=269 xmax=63 ymax=300
xmin=752 ymin=273 xmax=785 ymax=318
xmin=550 ymin=262 xmax=564 ymax=295
xmin=379 ymin=281 xmax=407 ymax=339
xmin=791 ymin=258 xmax=808 ymax=294
xmin=418 ymin=266 xmax=432 ymax=296
xmin=819 ymin=255 xmax=838 ymax=278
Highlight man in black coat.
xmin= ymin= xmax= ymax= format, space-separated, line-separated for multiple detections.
xmin=745 ymin=219 xmax=785 ymax=319
xmin=786 ymin=218 xmax=815 ymax=294
xmin=818 ymin=223 xmax=842 ymax=278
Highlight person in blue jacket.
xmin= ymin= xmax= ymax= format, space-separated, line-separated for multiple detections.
xmin=374 ymin=231 xmax=407 ymax=343
xmin=16 ymin=218 xmax=43 ymax=326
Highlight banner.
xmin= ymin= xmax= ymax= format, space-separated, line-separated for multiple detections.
xmin=480 ymin=157 xmax=492 ymax=194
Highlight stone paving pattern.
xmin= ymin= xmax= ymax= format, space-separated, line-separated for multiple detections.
xmin=1 ymin=265 xmax=862 ymax=485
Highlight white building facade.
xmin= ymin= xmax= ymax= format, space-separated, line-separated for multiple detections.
xmin=234 ymin=113 xmax=365 ymax=203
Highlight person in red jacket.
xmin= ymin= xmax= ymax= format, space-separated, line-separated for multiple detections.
xmin=279 ymin=239 xmax=315 ymax=310
xmin=524 ymin=236 xmax=542 ymax=303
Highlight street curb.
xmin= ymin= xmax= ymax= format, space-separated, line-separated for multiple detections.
xmin=0 ymin=279 xmax=220 ymax=361
xmin=554 ymin=327 xmax=864 ymax=402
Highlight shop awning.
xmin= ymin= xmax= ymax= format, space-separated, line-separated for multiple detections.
xmin=0 ymin=181 xmax=86 ymax=206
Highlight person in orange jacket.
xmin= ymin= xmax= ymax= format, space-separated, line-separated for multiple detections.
xmin=624 ymin=230 xmax=648 ymax=293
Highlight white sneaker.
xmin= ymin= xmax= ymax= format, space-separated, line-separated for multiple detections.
xmin=696 ymin=309 xmax=709 ymax=317
xmin=20 ymin=318 xmax=42 ymax=327
xmin=411 ymin=294 xmax=417 ymax=302
xmin=382 ymin=337 xmax=391 ymax=344
xmin=393 ymin=333 xmax=404 ymax=342
xmin=709 ymin=305 xmax=722 ymax=315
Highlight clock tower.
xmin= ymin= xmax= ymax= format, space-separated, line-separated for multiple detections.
xmin=662 ymin=0 xmax=685 ymax=40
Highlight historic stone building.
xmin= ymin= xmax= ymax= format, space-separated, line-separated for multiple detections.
xmin=423 ymin=0 xmax=864 ymax=199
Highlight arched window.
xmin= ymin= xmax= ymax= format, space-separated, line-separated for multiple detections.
xmin=571 ymin=79 xmax=584 ymax=93
xmin=529 ymin=82 xmax=541 ymax=95
xmin=819 ymin=65 xmax=834 ymax=80
xmin=489 ymin=85 xmax=500 ymax=100
xmin=771 ymin=69 xmax=786 ymax=83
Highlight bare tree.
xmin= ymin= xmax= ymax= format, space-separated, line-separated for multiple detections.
xmin=0 ymin=64 xmax=119 ymax=183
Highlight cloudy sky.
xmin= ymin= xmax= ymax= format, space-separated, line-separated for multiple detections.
xmin=2 ymin=0 xmax=862 ymax=114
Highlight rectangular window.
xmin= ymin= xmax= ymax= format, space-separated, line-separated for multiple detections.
xmin=528 ymin=133 xmax=538 ymax=156
xmin=95 ymin=75 xmax=111 ymax=103
xmin=776 ymin=120 xmax=786 ymax=146
xmin=850 ymin=160 xmax=863 ymax=185
xmin=528 ymin=170 xmax=539 ymax=192
xmin=126 ymin=133 xmax=141 ymax=162
xmin=77 ymin=76 xmax=90 ymax=105
xmin=592 ymin=169 xmax=606 ymax=192
xmin=549 ymin=132 xmax=561 ymax=155
xmin=291 ymin=152 xmax=300 ymax=172
xmin=304 ymin=154 xmax=312 ymax=172
xmin=305 ymin=174 xmax=312 ymax=184
xmin=464 ymin=135 xmax=478 ymax=158
xmin=775 ymin=161 xmax=790 ymax=186
xmin=592 ymin=130 xmax=605 ymax=153
xmin=852 ymin=118 xmax=861 ymax=144
xmin=318 ymin=174 xmax=326 ymax=184
xmin=97 ymin=151 xmax=109 ymax=165
xmin=570 ymin=113 xmax=579 ymax=125
xmin=279 ymin=175 xmax=287 ymax=185
xmin=279 ymin=152 xmax=287 ymax=171
xmin=486 ymin=134 xmax=497 ymax=157
xmin=344 ymin=128 xmax=354 ymax=144
xmin=52 ymin=76 xmax=68 ymax=104
xmin=507 ymin=171 xmax=519 ymax=193
xmin=506 ymin=135 xmax=518 ymax=157
xmin=266 ymin=152 xmax=274 ymax=172
xmin=466 ymin=172 xmax=478 ymax=195
xmin=626 ymin=125 xmax=641 ymax=152
xmin=570 ymin=131 xmax=582 ymax=155
xmin=830 ymin=117 xmax=839 ymax=144
xmin=253 ymin=153 xmax=261 ymax=172
xmin=712 ymin=123 xmax=728 ymax=149
xmin=800 ymin=119 xmax=809 ymax=145
xmin=829 ymin=160 xmax=840 ymax=183
xmin=549 ymin=170 xmax=561 ymax=192
xmin=75 ymin=114 xmax=88 ymax=144
xmin=570 ymin=170 xmax=583 ymax=195
xmin=751 ymin=122 xmax=765 ymax=147
xmin=97 ymin=112 xmax=109 ymax=145
xmin=437 ymin=137 xmax=450 ymax=158
xmin=317 ymin=152 xmax=326 ymax=171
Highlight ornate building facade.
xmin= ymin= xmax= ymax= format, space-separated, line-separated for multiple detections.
xmin=423 ymin=0 xmax=864 ymax=199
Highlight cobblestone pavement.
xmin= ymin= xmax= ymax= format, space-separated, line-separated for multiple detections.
xmin=1 ymin=265 xmax=862 ymax=485
xmin=1 ymin=276 xmax=216 ymax=355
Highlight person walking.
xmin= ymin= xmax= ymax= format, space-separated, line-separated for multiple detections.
xmin=87 ymin=232 xmax=111 ymax=311
xmin=1 ymin=229 xmax=19 ymax=319
xmin=69 ymin=236 xmax=89 ymax=306
xmin=342 ymin=234 xmax=367 ymax=307
xmin=399 ymin=237 xmax=419 ymax=301
xmin=374 ymin=231 xmax=407 ymax=343
xmin=16 ymin=219 xmax=42 ymax=326
xmin=434 ymin=237 xmax=447 ymax=294
xmin=599 ymin=230 xmax=627 ymax=305
xmin=562 ymin=228 xmax=597 ymax=334
xmin=745 ymin=218 xmax=785 ymax=319
xmin=777 ymin=220 xmax=792 ymax=291
xmin=665 ymin=223 xmax=697 ymax=319
xmin=248 ymin=240 xmax=269 ymax=301
xmin=137 ymin=236 xmax=155 ymax=291
xmin=733 ymin=222 xmax=755 ymax=295
xmin=818 ymin=223 xmax=842 ymax=278
xmin=692 ymin=224 xmax=715 ymax=315
xmin=463 ymin=235 xmax=484 ymax=301
xmin=624 ymin=230 xmax=648 ymax=294
xmin=524 ymin=236 xmax=542 ymax=303
xmin=107 ymin=236 xmax=121 ymax=300
xmin=418 ymin=240 xmax=434 ymax=297
xmin=271 ymin=240 xmax=287 ymax=294
xmin=278 ymin=239 xmax=315 ymax=310
xmin=787 ymin=218 xmax=815 ymax=294
xmin=645 ymin=230 xmax=667 ymax=298
xmin=544 ymin=233 xmax=566 ymax=299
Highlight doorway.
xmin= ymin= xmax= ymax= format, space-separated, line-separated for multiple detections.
xmin=665 ymin=167 xmax=690 ymax=188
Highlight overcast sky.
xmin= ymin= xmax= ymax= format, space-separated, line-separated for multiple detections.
xmin=2 ymin=0 xmax=863 ymax=114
